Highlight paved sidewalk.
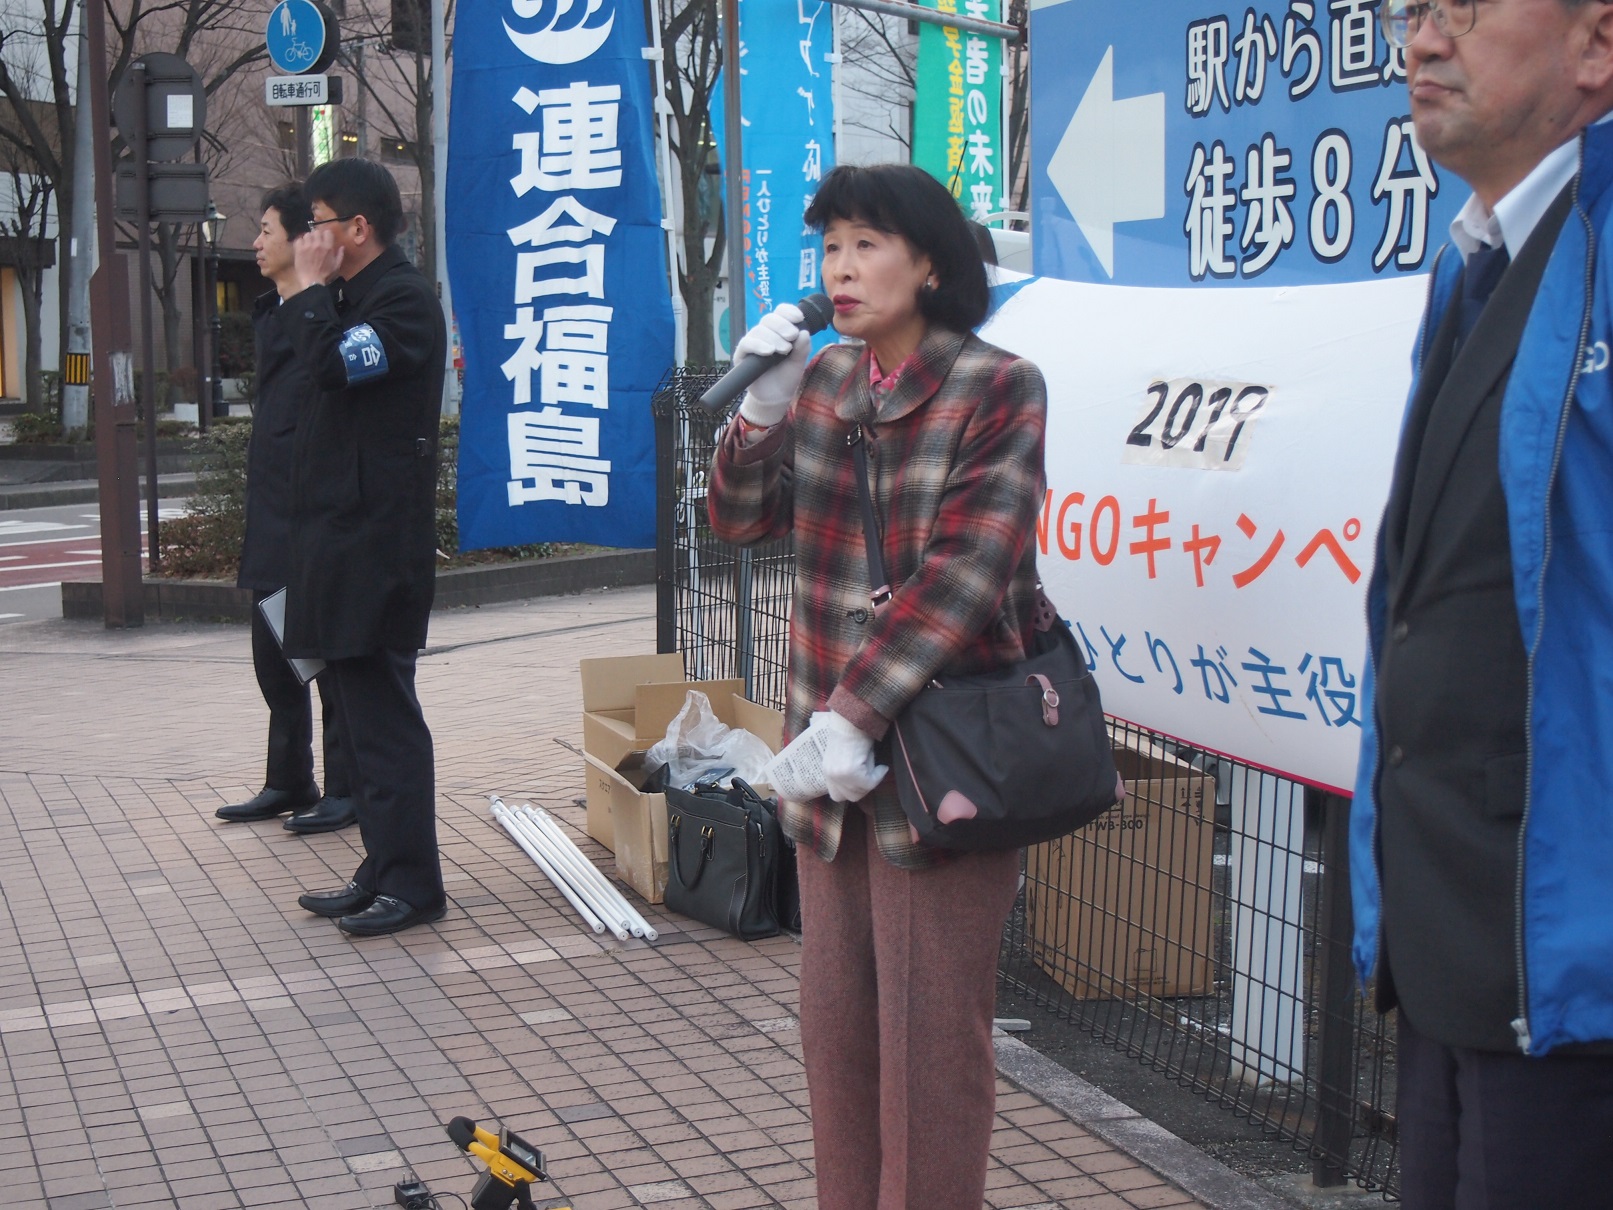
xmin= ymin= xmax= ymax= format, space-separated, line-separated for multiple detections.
xmin=0 ymin=587 xmax=1211 ymax=1210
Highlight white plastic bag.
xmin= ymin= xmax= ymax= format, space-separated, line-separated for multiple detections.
xmin=644 ymin=690 xmax=775 ymax=789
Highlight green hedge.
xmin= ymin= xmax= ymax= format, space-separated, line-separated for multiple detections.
xmin=155 ymin=415 xmax=556 ymax=579
xmin=154 ymin=421 xmax=250 ymax=578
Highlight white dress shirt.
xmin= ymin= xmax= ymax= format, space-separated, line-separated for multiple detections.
xmin=1449 ymin=140 xmax=1579 ymax=262
xmin=1447 ymin=113 xmax=1613 ymax=261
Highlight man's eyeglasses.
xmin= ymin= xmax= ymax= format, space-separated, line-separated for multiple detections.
xmin=308 ymin=214 xmax=356 ymax=228
xmin=1378 ymin=0 xmax=1478 ymax=47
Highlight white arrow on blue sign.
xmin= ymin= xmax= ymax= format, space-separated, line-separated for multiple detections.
xmin=1030 ymin=0 xmax=1464 ymax=288
xmin=1047 ymin=48 xmax=1166 ymax=279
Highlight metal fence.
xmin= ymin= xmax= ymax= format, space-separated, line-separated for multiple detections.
xmin=652 ymin=367 xmax=1401 ymax=1197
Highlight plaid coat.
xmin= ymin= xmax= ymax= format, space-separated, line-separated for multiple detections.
xmin=708 ymin=326 xmax=1048 ymax=869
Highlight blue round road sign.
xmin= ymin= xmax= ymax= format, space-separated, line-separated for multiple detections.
xmin=266 ymin=0 xmax=327 ymax=75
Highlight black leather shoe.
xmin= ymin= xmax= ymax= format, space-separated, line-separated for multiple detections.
xmin=283 ymin=795 xmax=358 ymax=834
xmin=337 ymin=895 xmax=447 ymax=937
xmin=216 ymin=784 xmax=320 ymax=822
xmin=297 ymin=881 xmax=375 ymax=918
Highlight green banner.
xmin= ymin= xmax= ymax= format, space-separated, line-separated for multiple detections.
xmin=911 ymin=0 xmax=1005 ymax=220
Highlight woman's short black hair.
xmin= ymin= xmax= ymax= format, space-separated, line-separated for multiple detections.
xmin=804 ymin=163 xmax=991 ymax=332
xmin=968 ymin=219 xmax=999 ymax=266
xmin=304 ymin=158 xmax=404 ymax=247
xmin=260 ymin=181 xmax=312 ymax=239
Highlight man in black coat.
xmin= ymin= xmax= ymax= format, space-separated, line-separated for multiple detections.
xmin=277 ymin=159 xmax=448 ymax=936
xmin=216 ymin=183 xmax=356 ymax=835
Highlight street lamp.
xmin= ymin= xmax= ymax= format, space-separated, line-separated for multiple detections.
xmin=201 ymin=203 xmax=227 ymax=419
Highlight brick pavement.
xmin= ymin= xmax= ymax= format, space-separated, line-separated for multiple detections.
xmin=0 ymin=586 xmax=1206 ymax=1209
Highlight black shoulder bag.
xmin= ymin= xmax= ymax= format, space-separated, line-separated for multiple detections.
xmin=848 ymin=423 xmax=1121 ymax=852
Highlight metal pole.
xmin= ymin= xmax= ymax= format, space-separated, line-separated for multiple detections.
xmin=191 ymin=224 xmax=209 ymax=434
xmin=719 ymin=0 xmax=754 ymax=695
xmin=295 ymin=107 xmax=311 ymax=178
xmin=831 ymin=2 xmax=843 ymax=154
xmin=645 ymin=15 xmax=688 ymax=365
xmin=826 ymin=0 xmax=1021 ymax=42
xmin=62 ymin=0 xmax=95 ymax=434
xmin=87 ymin=0 xmax=144 ymax=626
xmin=653 ymin=383 xmax=676 ymax=654
xmin=1310 ymin=789 xmax=1357 ymax=1188
xmin=430 ymin=0 xmax=458 ymax=414
xmin=132 ymin=61 xmax=162 ymax=575
xmin=356 ymin=42 xmax=369 ymax=157
xmin=192 ymin=167 xmax=211 ymax=434
xmin=721 ymin=0 xmax=745 ymax=357
xmin=210 ymin=236 xmax=223 ymax=418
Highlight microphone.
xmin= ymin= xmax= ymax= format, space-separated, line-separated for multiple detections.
xmin=698 ymin=293 xmax=835 ymax=414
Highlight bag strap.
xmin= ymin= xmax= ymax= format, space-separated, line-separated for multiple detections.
xmin=847 ymin=425 xmax=893 ymax=613
xmin=668 ymin=813 xmax=715 ymax=890
xmin=849 ymin=421 xmax=1060 ymax=636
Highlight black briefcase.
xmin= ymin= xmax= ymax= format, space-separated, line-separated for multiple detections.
xmin=665 ymin=779 xmax=785 ymax=940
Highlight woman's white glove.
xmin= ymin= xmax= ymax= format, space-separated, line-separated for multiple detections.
xmin=735 ymin=302 xmax=811 ymax=428
xmin=762 ymin=710 xmax=887 ymax=803
xmin=819 ymin=711 xmax=887 ymax=803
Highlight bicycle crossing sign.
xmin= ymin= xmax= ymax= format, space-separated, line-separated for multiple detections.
xmin=266 ymin=0 xmax=334 ymax=75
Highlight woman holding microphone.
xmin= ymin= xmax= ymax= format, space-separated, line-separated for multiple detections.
xmin=708 ymin=163 xmax=1049 ymax=1209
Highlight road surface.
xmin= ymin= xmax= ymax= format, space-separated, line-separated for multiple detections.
xmin=0 ymin=500 xmax=189 ymax=625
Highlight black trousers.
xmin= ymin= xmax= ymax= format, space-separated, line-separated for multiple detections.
xmin=325 ymin=649 xmax=444 ymax=912
xmin=250 ymin=592 xmax=349 ymax=797
xmin=1397 ymin=1012 xmax=1613 ymax=1209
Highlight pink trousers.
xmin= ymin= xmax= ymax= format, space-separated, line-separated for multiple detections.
xmin=797 ymin=806 xmax=1021 ymax=1210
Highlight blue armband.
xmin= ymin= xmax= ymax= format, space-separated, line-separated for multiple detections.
xmin=339 ymin=323 xmax=389 ymax=385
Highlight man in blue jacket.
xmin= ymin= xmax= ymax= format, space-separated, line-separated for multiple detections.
xmin=1354 ymin=3 xmax=1613 ymax=1205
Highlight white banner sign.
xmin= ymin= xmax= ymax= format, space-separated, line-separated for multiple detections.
xmin=265 ymin=74 xmax=333 ymax=106
xmin=980 ymin=272 xmax=1426 ymax=791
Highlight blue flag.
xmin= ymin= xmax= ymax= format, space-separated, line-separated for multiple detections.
xmin=447 ymin=0 xmax=675 ymax=551
xmin=712 ymin=0 xmax=836 ymax=339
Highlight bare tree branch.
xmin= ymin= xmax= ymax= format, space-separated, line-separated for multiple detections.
xmin=836 ymin=10 xmax=917 ymax=151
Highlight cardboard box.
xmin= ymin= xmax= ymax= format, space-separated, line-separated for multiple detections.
xmin=583 ymin=752 xmax=670 ymax=904
xmin=576 ymin=651 xmax=742 ymax=850
xmin=1026 ymin=733 xmax=1215 ymax=1000
xmin=581 ymin=692 xmax=785 ymax=905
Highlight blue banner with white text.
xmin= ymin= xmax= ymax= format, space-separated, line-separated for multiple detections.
xmin=447 ymin=0 xmax=674 ymax=551
xmin=1032 ymin=0 xmax=1464 ymax=287
xmin=713 ymin=0 xmax=837 ymax=333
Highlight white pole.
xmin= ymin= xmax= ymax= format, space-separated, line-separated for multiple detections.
xmin=830 ymin=1 xmax=842 ymax=159
xmin=1227 ymin=768 xmax=1307 ymax=1084
xmin=494 ymin=800 xmax=600 ymax=930
xmin=525 ymin=806 xmax=658 ymax=941
xmin=519 ymin=807 xmax=646 ymax=940
xmin=519 ymin=807 xmax=633 ymax=932
xmin=644 ymin=20 xmax=688 ymax=364
xmin=499 ymin=802 xmax=615 ymax=936
xmin=508 ymin=808 xmax=632 ymax=941
xmin=431 ymin=0 xmax=459 ymax=415
xmin=491 ymin=800 xmax=608 ymax=934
